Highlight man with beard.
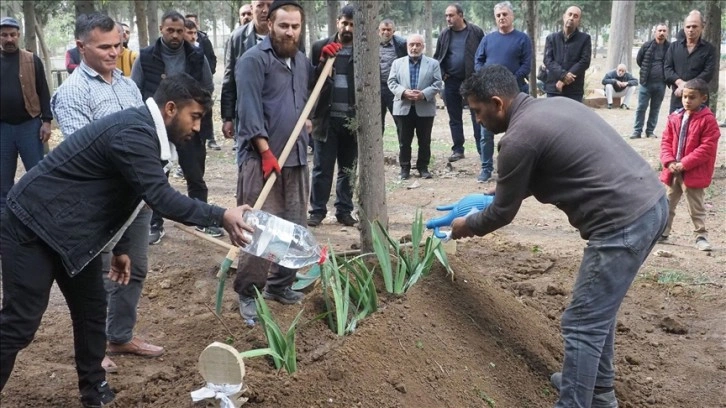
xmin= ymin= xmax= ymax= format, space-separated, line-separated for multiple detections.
xmin=131 ymin=11 xmax=218 ymax=243
xmin=222 ymin=0 xmax=273 ymax=143
xmin=454 ymin=65 xmax=667 ymax=408
xmin=630 ymin=23 xmax=669 ymax=139
xmin=0 ymin=73 xmax=254 ymax=408
xmin=307 ymin=4 xmax=358 ymax=228
xmin=232 ymin=0 xmax=312 ymax=325
xmin=378 ymin=19 xmax=407 ymax=134
xmin=543 ymin=5 xmax=591 ymax=102
xmin=116 ymin=22 xmax=137 ymax=77
xmin=0 ymin=17 xmax=52 ymax=217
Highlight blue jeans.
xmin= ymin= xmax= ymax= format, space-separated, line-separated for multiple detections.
xmin=0 ymin=119 xmax=43 ymax=215
xmin=479 ymin=127 xmax=495 ymax=172
xmin=103 ymin=206 xmax=152 ymax=344
xmin=556 ymin=195 xmax=667 ymax=408
xmin=632 ymin=83 xmax=666 ymax=136
xmin=444 ymin=77 xmax=481 ymax=154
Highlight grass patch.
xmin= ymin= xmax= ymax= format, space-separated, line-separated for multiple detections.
xmin=474 ymin=387 xmax=496 ymax=407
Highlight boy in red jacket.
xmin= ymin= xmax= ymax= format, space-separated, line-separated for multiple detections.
xmin=659 ymin=78 xmax=721 ymax=251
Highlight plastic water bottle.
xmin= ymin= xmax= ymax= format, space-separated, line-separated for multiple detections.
xmin=241 ymin=209 xmax=327 ymax=269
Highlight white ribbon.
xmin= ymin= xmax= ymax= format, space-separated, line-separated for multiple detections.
xmin=190 ymin=382 xmax=243 ymax=408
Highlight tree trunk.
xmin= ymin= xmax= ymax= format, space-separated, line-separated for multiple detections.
xmin=593 ymin=24 xmax=599 ymax=58
xmin=703 ymin=0 xmax=721 ymax=114
xmin=33 ymin=15 xmax=53 ymax=91
xmin=606 ymin=1 xmax=635 ymax=71
xmin=134 ymin=0 xmax=148 ymax=47
xmin=326 ymin=0 xmax=337 ymax=38
xmin=75 ymin=0 xmax=95 ymax=17
xmin=303 ymin=0 xmax=319 ymax=52
xmin=524 ymin=0 xmax=537 ymax=97
xmin=353 ymin=1 xmax=387 ymax=252
xmin=424 ymin=0 xmax=432 ymax=57
xmin=22 ymin=0 xmax=36 ymax=53
xmin=147 ymin=0 xmax=159 ymax=44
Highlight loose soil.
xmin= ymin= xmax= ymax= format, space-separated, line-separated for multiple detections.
xmin=1 ymin=58 xmax=725 ymax=408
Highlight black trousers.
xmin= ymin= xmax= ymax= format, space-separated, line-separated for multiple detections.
xmin=0 ymin=211 xmax=107 ymax=396
xmin=381 ymin=83 xmax=395 ymax=134
xmin=310 ymin=117 xmax=357 ymax=217
xmin=201 ymin=110 xmax=214 ymax=142
xmin=150 ymin=134 xmax=207 ymax=229
xmin=394 ymin=106 xmax=434 ymax=171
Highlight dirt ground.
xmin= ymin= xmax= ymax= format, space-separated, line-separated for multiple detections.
xmin=1 ymin=58 xmax=725 ymax=408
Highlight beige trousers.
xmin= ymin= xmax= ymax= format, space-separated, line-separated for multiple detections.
xmin=663 ymin=173 xmax=707 ymax=239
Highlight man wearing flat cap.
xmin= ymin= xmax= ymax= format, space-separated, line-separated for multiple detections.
xmin=0 ymin=17 xmax=52 ymax=216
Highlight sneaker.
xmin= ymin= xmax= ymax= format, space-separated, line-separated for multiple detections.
xmin=629 ymin=133 xmax=641 ymax=139
xmin=80 ymin=381 xmax=115 ymax=408
xmin=550 ymin=372 xmax=618 ymax=408
xmin=695 ymin=237 xmax=712 ymax=251
xmin=620 ymin=104 xmax=629 ymax=110
xmin=263 ymin=287 xmax=304 ymax=305
xmin=207 ymin=140 xmax=222 ymax=151
xmin=657 ymin=235 xmax=668 ymax=243
xmin=645 ymin=133 xmax=656 ymax=138
xmin=448 ymin=152 xmax=465 ymax=162
xmin=336 ymin=213 xmax=358 ymax=227
xmin=418 ymin=169 xmax=432 ymax=179
xmin=196 ymin=225 xmax=224 ymax=237
xmin=307 ymin=213 xmax=325 ymax=227
xmin=149 ymin=226 xmax=165 ymax=245
xmin=477 ymin=169 xmax=492 ymax=183
xmin=238 ymin=294 xmax=257 ymax=326
xmin=173 ymin=167 xmax=184 ymax=178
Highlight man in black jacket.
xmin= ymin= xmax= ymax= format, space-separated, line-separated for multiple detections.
xmin=433 ymin=3 xmax=484 ymax=162
xmin=307 ymin=4 xmax=357 ymax=228
xmin=543 ymin=5 xmax=591 ymax=102
xmin=185 ymin=13 xmax=222 ymax=151
xmin=0 ymin=73 xmax=253 ymax=408
xmin=664 ymin=10 xmax=716 ymax=113
xmin=131 ymin=10 xmax=218 ymax=242
xmin=631 ymin=23 xmax=669 ymax=139
xmin=378 ymin=19 xmax=407 ymax=134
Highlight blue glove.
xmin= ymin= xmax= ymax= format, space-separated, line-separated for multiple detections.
xmin=425 ymin=194 xmax=495 ymax=239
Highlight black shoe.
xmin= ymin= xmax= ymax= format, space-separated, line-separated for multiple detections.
xmin=307 ymin=213 xmax=324 ymax=227
xmin=196 ymin=225 xmax=224 ymax=237
xmin=81 ymin=381 xmax=115 ymax=408
xmin=400 ymin=168 xmax=410 ymax=180
xmin=620 ymin=104 xmax=629 ymax=110
xmin=336 ymin=213 xmax=357 ymax=226
xmin=149 ymin=226 xmax=165 ymax=245
xmin=448 ymin=152 xmax=464 ymax=162
xmin=646 ymin=133 xmax=656 ymax=138
xmin=207 ymin=140 xmax=222 ymax=151
xmin=629 ymin=134 xmax=641 ymax=139
xmin=263 ymin=287 xmax=304 ymax=305
xmin=419 ymin=169 xmax=432 ymax=179
xmin=607 ymin=104 xmax=612 ymax=109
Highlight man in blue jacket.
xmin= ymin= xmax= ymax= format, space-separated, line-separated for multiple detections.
xmin=543 ymin=5 xmax=591 ymax=102
xmin=630 ymin=23 xmax=669 ymax=139
xmin=0 ymin=73 xmax=253 ymax=408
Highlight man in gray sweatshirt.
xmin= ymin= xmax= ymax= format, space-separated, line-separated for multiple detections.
xmin=453 ymin=65 xmax=667 ymax=408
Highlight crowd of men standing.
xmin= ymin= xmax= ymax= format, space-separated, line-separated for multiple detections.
xmin=0 ymin=1 xmax=722 ymax=407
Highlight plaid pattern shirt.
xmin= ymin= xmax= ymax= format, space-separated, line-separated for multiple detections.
xmin=409 ymin=57 xmax=422 ymax=89
xmin=52 ymin=61 xmax=143 ymax=137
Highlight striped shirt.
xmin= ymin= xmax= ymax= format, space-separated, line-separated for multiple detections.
xmin=52 ymin=61 xmax=143 ymax=137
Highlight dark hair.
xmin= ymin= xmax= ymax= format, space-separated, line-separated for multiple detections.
xmin=74 ymin=12 xmax=116 ymax=41
xmin=448 ymin=3 xmax=464 ymax=16
xmin=160 ymin=10 xmax=185 ymax=25
xmin=683 ymin=78 xmax=709 ymax=96
xmin=460 ymin=65 xmax=519 ymax=103
xmin=380 ymin=19 xmax=394 ymax=27
xmin=338 ymin=4 xmax=354 ymax=19
xmin=120 ymin=22 xmax=130 ymax=28
xmin=184 ymin=13 xmax=198 ymax=20
xmin=153 ymin=73 xmax=213 ymax=112
xmin=184 ymin=19 xmax=197 ymax=30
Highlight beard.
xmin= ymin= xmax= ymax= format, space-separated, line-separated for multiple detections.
xmin=166 ymin=117 xmax=194 ymax=146
xmin=340 ymin=32 xmax=353 ymax=44
xmin=271 ymin=31 xmax=299 ymax=58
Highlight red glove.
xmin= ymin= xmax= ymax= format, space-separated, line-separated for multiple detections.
xmin=260 ymin=149 xmax=281 ymax=179
xmin=320 ymin=42 xmax=342 ymax=61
